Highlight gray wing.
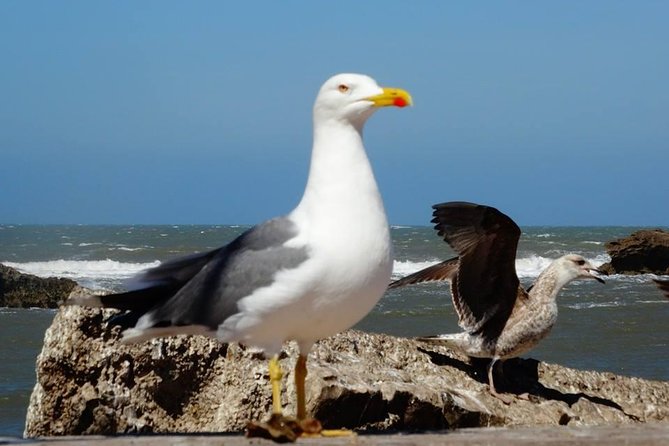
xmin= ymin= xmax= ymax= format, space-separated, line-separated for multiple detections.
xmin=101 ymin=217 xmax=309 ymax=330
xmin=431 ymin=202 xmax=521 ymax=340
xmin=125 ymin=249 xmax=224 ymax=290
xmin=99 ymin=248 xmax=224 ymax=318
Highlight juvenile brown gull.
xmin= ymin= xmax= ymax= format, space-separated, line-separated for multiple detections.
xmin=389 ymin=201 xmax=605 ymax=403
xmin=68 ymin=73 xmax=412 ymax=439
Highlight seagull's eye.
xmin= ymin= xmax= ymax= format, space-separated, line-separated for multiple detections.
xmin=338 ymin=84 xmax=350 ymax=93
xmin=575 ymin=259 xmax=586 ymax=266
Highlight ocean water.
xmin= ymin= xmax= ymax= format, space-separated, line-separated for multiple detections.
xmin=1 ymin=224 xmax=668 ymax=437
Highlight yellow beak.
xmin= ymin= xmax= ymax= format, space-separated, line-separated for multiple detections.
xmin=366 ymin=87 xmax=413 ymax=108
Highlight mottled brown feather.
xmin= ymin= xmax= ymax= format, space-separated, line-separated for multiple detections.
xmin=431 ymin=202 xmax=522 ymax=340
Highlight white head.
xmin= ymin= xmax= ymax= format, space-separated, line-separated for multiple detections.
xmin=313 ymin=73 xmax=412 ymax=130
xmin=555 ymin=254 xmax=606 ymax=284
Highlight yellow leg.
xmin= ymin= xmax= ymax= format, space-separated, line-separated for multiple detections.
xmin=269 ymin=355 xmax=284 ymax=415
xmin=249 ymin=353 xmax=355 ymax=440
xmin=295 ymin=354 xmax=308 ymax=420
xmin=294 ymin=354 xmax=355 ymax=438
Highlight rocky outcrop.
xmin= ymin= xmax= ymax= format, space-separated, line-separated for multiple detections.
xmin=25 ymin=290 xmax=669 ymax=438
xmin=599 ymin=229 xmax=669 ymax=275
xmin=0 ymin=264 xmax=77 ymax=308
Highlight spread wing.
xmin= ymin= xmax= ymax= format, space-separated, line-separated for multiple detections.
xmin=432 ymin=201 xmax=521 ymax=339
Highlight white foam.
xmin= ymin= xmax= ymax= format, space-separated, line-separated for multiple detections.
xmin=2 ymin=259 xmax=160 ymax=291
xmin=606 ymin=273 xmax=661 ymax=283
xmin=565 ymin=301 xmax=623 ymax=310
xmin=392 ymin=259 xmax=442 ymax=279
xmin=393 ymin=253 xmax=612 ymax=281
xmin=591 ymin=254 xmax=610 ymax=267
xmin=515 ymin=255 xmax=554 ymax=279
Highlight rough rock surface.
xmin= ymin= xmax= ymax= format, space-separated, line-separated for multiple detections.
xmin=25 ymin=294 xmax=669 ymax=437
xmin=0 ymin=264 xmax=77 ymax=308
xmin=599 ymin=229 xmax=669 ymax=275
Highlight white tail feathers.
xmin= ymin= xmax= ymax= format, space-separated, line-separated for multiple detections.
xmin=416 ymin=334 xmax=461 ymax=349
xmin=417 ymin=333 xmax=489 ymax=358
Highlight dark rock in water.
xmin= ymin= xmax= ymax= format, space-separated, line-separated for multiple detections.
xmin=24 ymin=289 xmax=669 ymax=437
xmin=0 ymin=263 xmax=77 ymax=308
xmin=599 ymin=229 xmax=669 ymax=275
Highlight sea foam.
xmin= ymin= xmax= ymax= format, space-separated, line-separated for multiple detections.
xmin=393 ymin=254 xmax=610 ymax=281
xmin=392 ymin=260 xmax=442 ymax=280
xmin=3 ymin=254 xmax=620 ymax=293
xmin=3 ymin=259 xmax=160 ymax=291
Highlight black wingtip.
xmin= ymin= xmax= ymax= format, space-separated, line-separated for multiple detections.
xmin=431 ymin=201 xmax=519 ymax=242
xmin=431 ymin=202 xmax=507 ymax=225
xmin=432 ymin=201 xmax=480 ymax=211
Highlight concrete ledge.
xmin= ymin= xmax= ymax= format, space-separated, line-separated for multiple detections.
xmin=7 ymin=424 xmax=669 ymax=446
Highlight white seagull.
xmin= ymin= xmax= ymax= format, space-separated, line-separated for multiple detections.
xmin=389 ymin=201 xmax=605 ymax=403
xmin=68 ymin=73 xmax=412 ymax=438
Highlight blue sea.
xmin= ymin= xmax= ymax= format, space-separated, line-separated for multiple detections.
xmin=1 ymin=224 xmax=668 ymax=437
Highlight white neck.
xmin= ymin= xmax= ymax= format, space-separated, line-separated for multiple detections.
xmin=294 ymin=117 xmax=387 ymax=226
xmin=528 ymin=261 xmax=574 ymax=303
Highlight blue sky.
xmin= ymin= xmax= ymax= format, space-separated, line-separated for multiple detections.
xmin=1 ymin=1 xmax=667 ymax=226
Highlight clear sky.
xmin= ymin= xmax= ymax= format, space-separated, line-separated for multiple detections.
xmin=1 ymin=1 xmax=667 ymax=226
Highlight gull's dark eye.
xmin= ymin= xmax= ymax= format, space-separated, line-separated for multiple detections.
xmin=338 ymin=84 xmax=349 ymax=93
xmin=576 ymin=259 xmax=586 ymax=266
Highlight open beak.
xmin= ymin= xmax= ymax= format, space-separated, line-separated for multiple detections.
xmin=366 ymin=87 xmax=413 ymax=108
xmin=588 ymin=268 xmax=607 ymax=284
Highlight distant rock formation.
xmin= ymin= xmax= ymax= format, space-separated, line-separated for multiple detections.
xmin=0 ymin=263 xmax=77 ymax=308
xmin=599 ymin=229 xmax=669 ymax=275
xmin=25 ymin=291 xmax=668 ymax=437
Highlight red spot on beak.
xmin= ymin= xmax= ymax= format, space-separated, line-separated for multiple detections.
xmin=393 ymin=97 xmax=408 ymax=107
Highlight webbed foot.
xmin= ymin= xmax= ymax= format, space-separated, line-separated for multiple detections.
xmin=247 ymin=414 xmax=344 ymax=442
